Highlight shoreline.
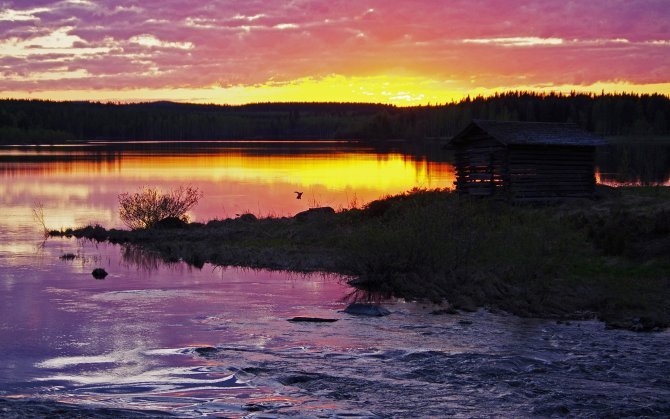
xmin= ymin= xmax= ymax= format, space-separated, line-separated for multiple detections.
xmin=51 ymin=187 xmax=670 ymax=332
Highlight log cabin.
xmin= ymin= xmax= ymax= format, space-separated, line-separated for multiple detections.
xmin=449 ymin=120 xmax=606 ymax=202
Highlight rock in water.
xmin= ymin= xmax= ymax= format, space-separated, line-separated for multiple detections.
xmin=91 ymin=268 xmax=108 ymax=279
xmin=288 ymin=316 xmax=339 ymax=323
xmin=430 ymin=307 xmax=458 ymax=315
xmin=194 ymin=346 xmax=218 ymax=356
xmin=343 ymin=303 xmax=390 ymax=317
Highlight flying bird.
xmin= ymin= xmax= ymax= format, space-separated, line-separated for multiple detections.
xmin=294 ymin=191 xmax=303 ymax=199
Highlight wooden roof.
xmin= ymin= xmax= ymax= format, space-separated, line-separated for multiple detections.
xmin=451 ymin=120 xmax=607 ymax=147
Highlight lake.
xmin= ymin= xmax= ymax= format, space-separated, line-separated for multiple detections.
xmin=0 ymin=141 xmax=455 ymax=229
xmin=1 ymin=141 xmax=669 ymax=417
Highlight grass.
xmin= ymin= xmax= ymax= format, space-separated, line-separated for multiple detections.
xmin=51 ymin=187 xmax=670 ymax=331
xmin=615 ymin=185 xmax=670 ymax=198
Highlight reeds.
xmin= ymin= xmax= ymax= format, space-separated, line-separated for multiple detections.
xmin=31 ymin=202 xmax=48 ymax=237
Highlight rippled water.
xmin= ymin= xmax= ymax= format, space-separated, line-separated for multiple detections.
xmin=4 ymin=238 xmax=670 ymax=417
xmin=1 ymin=142 xmax=669 ymax=417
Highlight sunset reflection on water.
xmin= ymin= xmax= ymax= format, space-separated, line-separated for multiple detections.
xmin=0 ymin=143 xmax=456 ymax=231
xmin=1 ymin=143 xmax=669 ymax=417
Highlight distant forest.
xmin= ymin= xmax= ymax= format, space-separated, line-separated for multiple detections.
xmin=1 ymin=92 xmax=669 ymax=144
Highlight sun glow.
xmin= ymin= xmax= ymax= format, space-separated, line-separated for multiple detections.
xmin=0 ymin=148 xmax=456 ymax=226
xmin=0 ymin=1 xmax=667 ymax=105
xmin=0 ymin=74 xmax=463 ymax=106
xmin=4 ymin=74 xmax=670 ymax=106
xmin=67 ymin=152 xmax=454 ymax=191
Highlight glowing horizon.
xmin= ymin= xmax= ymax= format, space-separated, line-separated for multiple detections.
xmin=4 ymin=76 xmax=670 ymax=107
xmin=1 ymin=1 xmax=669 ymax=105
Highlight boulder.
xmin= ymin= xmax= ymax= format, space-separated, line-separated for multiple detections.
xmin=343 ymin=303 xmax=390 ymax=317
xmin=91 ymin=268 xmax=108 ymax=279
xmin=430 ymin=307 xmax=458 ymax=315
xmin=294 ymin=207 xmax=335 ymax=222
xmin=238 ymin=213 xmax=257 ymax=222
xmin=194 ymin=346 xmax=218 ymax=356
xmin=152 ymin=217 xmax=188 ymax=229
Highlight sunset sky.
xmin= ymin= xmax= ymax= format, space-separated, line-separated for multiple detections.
xmin=1 ymin=0 xmax=669 ymax=105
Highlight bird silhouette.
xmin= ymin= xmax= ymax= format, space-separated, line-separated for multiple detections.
xmin=294 ymin=191 xmax=303 ymax=199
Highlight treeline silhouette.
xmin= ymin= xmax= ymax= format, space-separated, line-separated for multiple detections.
xmin=1 ymin=92 xmax=668 ymax=144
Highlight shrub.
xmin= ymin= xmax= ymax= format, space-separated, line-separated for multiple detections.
xmin=119 ymin=186 xmax=202 ymax=230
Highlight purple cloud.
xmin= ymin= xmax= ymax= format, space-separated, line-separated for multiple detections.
xmin=0 ymin=0 xmax=668 ymax=95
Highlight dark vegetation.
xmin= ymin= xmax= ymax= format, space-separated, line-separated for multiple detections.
xmin=118 ymin=186 xmax=202 ymax=230
xmin=52 ymin=187 xmax=670 ymax=331
xmin=2 ymin=92 xmax=670 ymax=144
xmin=597 ymin=140 xmax=670 ymax=185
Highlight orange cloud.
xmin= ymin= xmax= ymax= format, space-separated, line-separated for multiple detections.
xmin=1 ymin=0 xmax=668 ymax=103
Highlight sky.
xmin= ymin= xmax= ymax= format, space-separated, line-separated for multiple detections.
xmin=1 ymin=0 xmax=669 ymax=105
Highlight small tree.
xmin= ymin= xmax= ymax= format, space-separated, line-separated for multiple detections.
xmin=119 ymin=186 xmax=202 ymax=230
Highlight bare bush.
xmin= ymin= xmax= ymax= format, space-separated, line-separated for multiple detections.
xmin=119 ymin=186 xmax=203 ymax=230
xmin=31 ymin=202 xmax=48 ymax=237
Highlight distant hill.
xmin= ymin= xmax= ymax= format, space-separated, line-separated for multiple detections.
xmin=1 ymin=92 xmax=668 ymax=144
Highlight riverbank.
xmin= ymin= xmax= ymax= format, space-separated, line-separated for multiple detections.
xmin=51 ymin=187 xmax=670 ymax=331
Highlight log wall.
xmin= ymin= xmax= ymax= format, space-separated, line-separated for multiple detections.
xmin=507 ymin=145 xmax=596 ymax=201
xmin=454 ymin=135 xmax=508 ymax=197
xmin=454 ymin=136 xmax=597 ymax=202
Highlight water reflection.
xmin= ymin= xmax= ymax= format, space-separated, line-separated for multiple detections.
xmin=1 ymin=140 xmax=669 ymax=416
xmin=0 ymin=142 xmax=456 ymax=233
xmin=597 ymin=143 xmax=670 ymax=186
xmin=120 ymin=244 xmax=166 ymax=274
xmin=0 ymin=229 xmax=353 ymax=414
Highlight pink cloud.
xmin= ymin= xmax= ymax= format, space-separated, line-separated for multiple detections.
xmin=0 ymin=0 xmax=668 ymax=94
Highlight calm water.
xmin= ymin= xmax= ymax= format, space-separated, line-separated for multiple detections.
xmin=1 ymin=142 xmax=669 ymax=417
xmin=0 ymin=141 xmax=454 ymax=229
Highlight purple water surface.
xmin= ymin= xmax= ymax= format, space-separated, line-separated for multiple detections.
xmin=1 ymin=143 xmax=669 ymax=417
